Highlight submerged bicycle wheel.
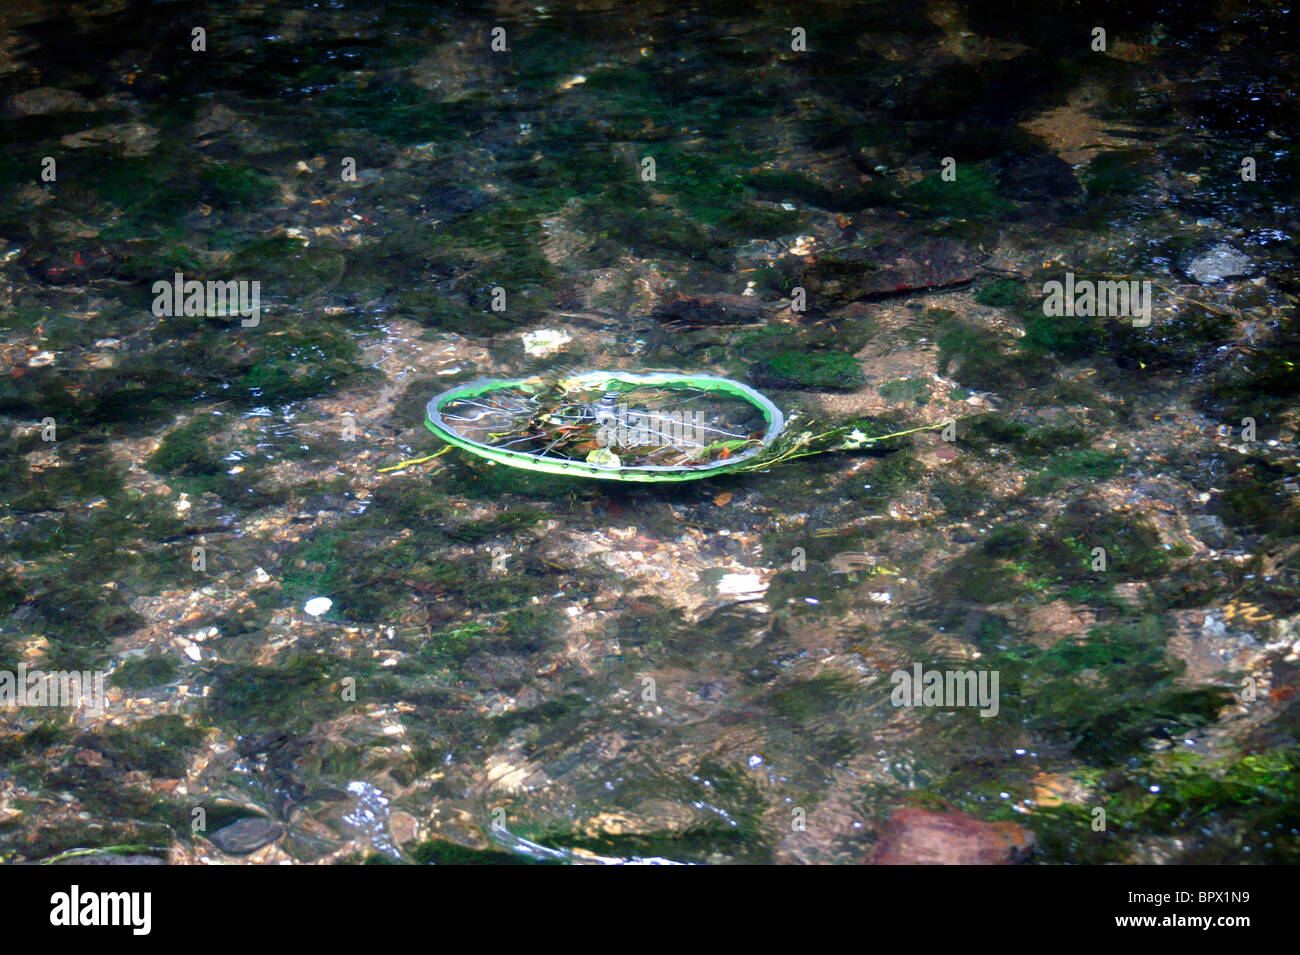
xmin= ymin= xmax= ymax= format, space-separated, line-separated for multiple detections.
xmin=424 ymin=370 xmax=785 ymax=482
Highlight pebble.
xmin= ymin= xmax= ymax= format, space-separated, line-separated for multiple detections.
xmin=1185 ymin=243 xmax=1253 ymax=284
xmin=209 ymin=816 xmax=283 ymax=855
xmin=522 ymin=328 xmax=571 ymax=357
xmin=8 ymin=87 xmax=92 ymax=115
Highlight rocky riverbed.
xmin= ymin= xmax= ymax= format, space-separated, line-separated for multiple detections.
xmin=1 ymin=0 xmax=1297 ymax=864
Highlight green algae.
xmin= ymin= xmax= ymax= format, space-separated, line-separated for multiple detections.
xmin=200 ymin=163 xmax=278 ymax=209
xmin=86 ymin=154 xmax=203 ymax=226
xmin=110 ymin=655 xmax=180 ymax=690
xmin=367 ymin=207 xmax=560 ymax=326
xmin=280 ymin=512 xmax=554 ymax=624
xmin=539 ymin=826 xmax=763 ymax=864
xmin=903 ymin=164 xmax=1015 ymax=220
xmin=999 ymin=745 xmax=1300 ymax=865
xmin=22 ymin=586 xmax=137 ymax=670
xmin=444 ymin=510 xmax=546 ymax=544
xmin=205 ymin=655 xmax=346 ymax=734
xmin=93 ymin=716 xmax=204 ymax=778
xmin=403 ymin=622 xmax=486 ymax=669
xmin=1 ymin=465 xmax=188 ymax=621
xmin=752 ymin=350 xmax=866 ymax=391
xmin=1083 ymin=149 xmax=1152 ymax=197
xmin=1218 ymin=455 xmax=1300 ymax=540
xmin=531 ymin=755 xmax=775 ymax=863
xmin=769 ymin=674 xmax=856 ymax=721
xmin=1201 ymin=317 xmax=1300 ymax=426
xmin=223 ymin=236 xmax=347 ymax=300
xmin=483 ymin=693 xmax=591 ymax=747
xmin=1019 ymin=304 xmax=1106 ymax=360
xmin=0 ymin=0 xmax=1295 ymax=868
xmin=974 ymin=279 xmax=1030 ymax=308
xmin=1119 ymin=749 xmax=1300 ymax=862
xmin=719 ymin=203 xmax=806 ymax=238
xmin=14 ymin=820 xmax=174 ymax=865
xmin=579 ymin=183 xmax=715 ymax=260
xmin=933 ymin=504 xmax=1172 ymax=616
xmin=1026 ymin=448 xmax=1125 ymax=493
xmin=744 ymin=169 xmax=883 ymax=213
xmin=148 ymin=418 xmax=224 ymax=478
xmin=320 ymin=82 xmax=485 ymax=146
xmin=146 ymin=417 xmax=291 ymax=507
xmin=0 ymin=722 xmax=71 ymax=761
xmin=932 ymin=476 xmax=993 ymax=519
xmin=445 ymin=458 xmax=578 ymax=501
xmin=879 ymin=377 xmax=931 ymax=406
xmin=931 ymin=615 xmax=1234 ymax=765
xmin=410 ymin=840 xmax=553 ymax=865
xmin=929 ymin=309 xmax=1042 ymax=392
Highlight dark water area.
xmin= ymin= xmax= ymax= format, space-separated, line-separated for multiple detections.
xmin=0 ymin=0 xmax=1297 ymax=864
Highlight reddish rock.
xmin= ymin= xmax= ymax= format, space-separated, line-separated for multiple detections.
xmin=869 ymin=806 xmax=1034 ymax=865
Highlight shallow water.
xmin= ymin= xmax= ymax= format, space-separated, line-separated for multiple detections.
xmin=0 ymin=0 xmax=1298 ymax=864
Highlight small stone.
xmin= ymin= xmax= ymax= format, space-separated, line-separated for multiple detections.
xmin=60 ymin=121 xmax=159 ymax=157
xmin=304 ymin=596 xmax=332 ymax=616
xmin=8 ymin=88 xmax=92 ymax=115
xmin=209 ymin=816 xmax=283 ymax=855
xmin=522 ymin=328 xmax=571 ymax=357
xmin=389 ymin=810 xmax=420 ymax=845
xmin=1184 ymin=243 xmax=1253 ymax=284
xmin=717 ymin=573 xmax=767 ymax=599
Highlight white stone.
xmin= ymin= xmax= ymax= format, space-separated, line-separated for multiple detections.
xmin=304 ymin=596 xmax=333 ymax=616
xmin=717 ymin=573 xmax=768 ymax=599
xmin=522 ymin=328 xmax=571 ymax=357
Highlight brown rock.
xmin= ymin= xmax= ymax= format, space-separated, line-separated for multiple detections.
xmin=869 ymin=806 xmax=1034 ymax=865
xmin=802 ymin=237 xmax=984 ymax=303
xmin=650 ymin=293 xmax=776 ymax=328
xmin=389 ymin=810 xmax=420 ymax=845
xmin=8 ymin=88 xmax=92 ymax=116
xmin=209 ymin=816 xmax=283 ymax=855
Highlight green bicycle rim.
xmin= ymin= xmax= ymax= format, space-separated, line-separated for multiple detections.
xmin=424 ymin=370 xmax=785 ymax=482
